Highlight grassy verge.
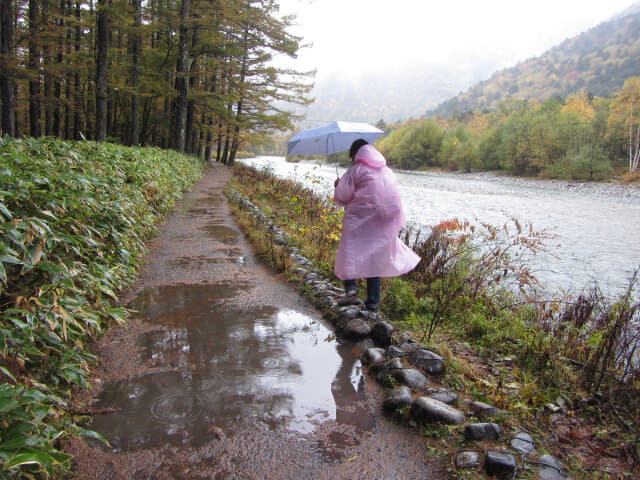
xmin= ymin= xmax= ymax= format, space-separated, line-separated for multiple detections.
xmin=229 ymin=162 xmax=640 ymax=479
xmin=0 ymin=137 xmax=205 ymax=479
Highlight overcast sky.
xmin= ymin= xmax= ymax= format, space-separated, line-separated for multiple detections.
xmin=277 ymin=0 xmax=637 ymax=79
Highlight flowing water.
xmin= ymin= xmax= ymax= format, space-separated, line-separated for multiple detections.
xmin=240 ymin=156 xmax=640 ymax=296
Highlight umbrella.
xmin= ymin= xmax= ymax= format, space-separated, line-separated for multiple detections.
xmin=287 ymin=120 xmax=383 ymax=160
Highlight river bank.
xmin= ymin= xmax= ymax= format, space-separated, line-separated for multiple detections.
xmin=229 ymin=162 xmax=639 ymax=479
xmin=240 ymin=156 xmax=640 ymax=297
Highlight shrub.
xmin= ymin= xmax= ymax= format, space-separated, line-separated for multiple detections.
xmin=565 ymin=146 xmax=613 ymax=181
xmin=0 ymin=137 xmax=204 ymax=478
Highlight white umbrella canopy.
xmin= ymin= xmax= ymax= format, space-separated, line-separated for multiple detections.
xmin=286 ymin=121 xmax=384 ymax=156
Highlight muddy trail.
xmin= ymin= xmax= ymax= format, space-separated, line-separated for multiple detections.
xmin=65 ymin=164 xmax=445 ymax=480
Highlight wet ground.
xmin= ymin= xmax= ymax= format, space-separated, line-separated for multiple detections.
xmin=66 ymin=163 xmax=445 ymax=479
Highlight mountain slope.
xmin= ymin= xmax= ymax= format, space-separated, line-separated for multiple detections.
xmin=431 ymin=4 xmax=640 ymax=117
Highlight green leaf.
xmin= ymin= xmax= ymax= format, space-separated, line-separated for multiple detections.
xmin=0 ymin=397 xmax=19 ymax=413
xmin=0 ymin=366 xmax=16 ymax=383
xmin=75 ymin=427 xmax=111 ymax=447
xmin=0 ymin=436 xmax=28 ymax=451
xmin=0 ymin=202 xmax=11 ymax=221
xmin=3 ymin=450 xmax=55 ymax=470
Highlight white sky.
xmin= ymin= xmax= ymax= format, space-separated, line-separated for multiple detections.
xmin=277 ymin=0 xmax=638 ymax=79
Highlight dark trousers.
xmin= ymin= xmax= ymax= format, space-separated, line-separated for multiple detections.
xmin=344 ymin=277 xmax=381 ymax=308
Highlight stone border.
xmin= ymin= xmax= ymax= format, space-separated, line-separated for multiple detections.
xmin=228 ymin=188 xmax=571 ymax=480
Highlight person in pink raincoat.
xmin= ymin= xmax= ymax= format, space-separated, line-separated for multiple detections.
xmin=333 ymin=139 xmax=420 ymax=310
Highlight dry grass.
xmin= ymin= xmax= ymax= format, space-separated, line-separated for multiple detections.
xmin=620 ymin=170 xmax=640 ymax=184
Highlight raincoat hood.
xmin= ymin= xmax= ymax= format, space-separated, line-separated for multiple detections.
xmin=354 ymin=144 xmax=386 ymax=168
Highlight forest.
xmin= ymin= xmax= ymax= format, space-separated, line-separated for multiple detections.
xmin=0 ymin=0 xmax=311 ymax=164
xmin=377 ymin=78 xmax=640 ymax=180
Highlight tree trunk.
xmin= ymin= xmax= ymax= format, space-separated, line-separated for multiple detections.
xmin=64 ymin=0 xmax=72 ymax=139
xmin=29 ymin=0 xmax=42 ymax=137
xmin=185 ymin=23 xmax=198 ymax=153
xmin=173 ymin=0 xmax=190 ymax=153
xmin=0 ymin=0 xmax=16 ymax=137
xmin=95 ymin=0 xmax=108 ymax=141
xmin=129 ymin=0 xmax=141 ymax=145
xmin=73 ymin=0 xmax=81 ymax=139
xmin=216 ymin=122 xmax=223 ymax=162
xmin=229 ymin=28 xmax=249 ymax=166
xmin=53 ymin=0 xmax=64 ymax=137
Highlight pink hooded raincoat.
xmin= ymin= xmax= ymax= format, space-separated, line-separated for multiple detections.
xmin=333 ymin=144 xmax=420 ymax=280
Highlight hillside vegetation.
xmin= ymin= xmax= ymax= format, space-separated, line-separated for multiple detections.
xmin=377 ymin=76 xmax=640 ymax=180
xmin=432 ymin=5 xmax=640 ymax=117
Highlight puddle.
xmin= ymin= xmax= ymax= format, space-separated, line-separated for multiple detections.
xmin=177 ymin=195 xmax=224 ymax=215
xmin=201 ymin=225 xmax=240 ymax=245
xmin=91 ymin=284 xmax=373 ymax=451
xmin=169 ymin=253 xmax=247 ymax=267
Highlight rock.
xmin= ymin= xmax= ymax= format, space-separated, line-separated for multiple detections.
xmin=399 ymin=342 xmax=421 ymax=354
xmin=343 ymin=319 xmax=371 ymax=339
xmin=387 ymin=346 xmax=407 ymax=358
xmin=371 ymin=321 xmax=394 ymax=347
xmin=511 ymin=431 xmax=536 ymax=455
xmin=393 ymin=369 xmax=430 ymax=389
xmin=469 ymin=400 xmax=500 ymax=419
xmin=376 ymin=358 xmax=403 ymax=386
xmin=362 ymin=347 xmax=386 ymax=365
xmin=337 ymin=295 xmax=364 ymax=307
xmin=538 ymin=454 xmax=566 ymax=480
xmin=383 ymin=358 xmax=404 ymax=370
xmin=484 ymin=451 xmax=517 ymax=480
xmin=383 ymin=386 xmax=413 ymax=412
xmin=427 ymin=389 xmax=458 ymax=405
xmin=293 ymin=267 xmax=307 ymax=275
xmin=334 ymin=306 xmax=360 ymax=327
xmin=360 ymin=310 xmax=382 ymax=322
xmin=304 ymin=271 xmax=320 ymax=281
xmin=315 ymin=290 xmax=336 ymax=299
xmin=408 ymin=348 xmax=444 ymax=375
xmin=411 ymin=396 xmax=465 ymax=425
xmin=273 ymin=233 xmax=288 ymax=246
xmin=464 ymin=423 xmax=502 ymax=441
xmin=455 ymin=451 xmax=481 ymax=470
xmin=310 ymin=283 xmax=329 ymax=293
xmin=317 ymin=298 xmax=336 ymax=310
xmin=353 ymin=338 xmax=375 ymax=351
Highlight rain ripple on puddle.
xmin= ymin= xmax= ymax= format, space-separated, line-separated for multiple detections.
xmin=90 ymin=284 xmax=373 ymax=451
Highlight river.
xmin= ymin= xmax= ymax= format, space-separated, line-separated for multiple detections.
xmin=239 ymin=156 xmax=640 ymax=297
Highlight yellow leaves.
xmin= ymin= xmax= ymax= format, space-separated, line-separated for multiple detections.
xmin=469 ymin=114 xmax=490 ymax=137
xmin=562 ymin=91 xmax=595 ymax=120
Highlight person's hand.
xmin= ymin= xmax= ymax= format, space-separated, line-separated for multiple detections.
xmin=334 ymin=178 xmax=340 ymax=188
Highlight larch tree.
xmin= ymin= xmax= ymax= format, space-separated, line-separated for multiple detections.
xmin=608 ymin=76 xmax=640 ymax=172
xmin=0 ymin=0 xmax=16 ymax=137
xmin=96 ymin=0 xmax=108 ymax=141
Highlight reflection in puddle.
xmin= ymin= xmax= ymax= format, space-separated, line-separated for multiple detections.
xmin=201 ymin=225 xmax=240 ymax=245
xmin=177 ymin=195 xmax=224 ymax=215
xmin=169 ymin=252 xmax=247 ymax=267
xmin=92 ymin=285 xmax=373 ymax=451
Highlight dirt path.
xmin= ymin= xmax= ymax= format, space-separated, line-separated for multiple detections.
xmin=66 ymin=164 xmax=445 ymax=480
